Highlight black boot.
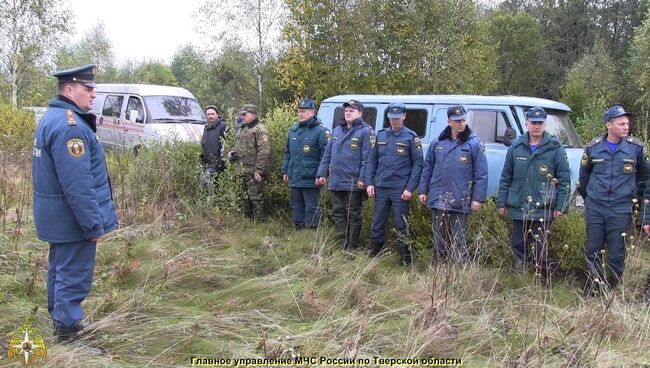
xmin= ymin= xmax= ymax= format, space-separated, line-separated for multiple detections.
xmin=369 ymin=242 xmax=384 ymax=257
xmin=606 ymin=273 xmax=622 ymax=292
xmin=396 ymin=242 xmax=412 ymax=266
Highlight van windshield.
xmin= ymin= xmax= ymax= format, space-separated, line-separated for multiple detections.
xmin=543 ymin=110 xmax=581 ymax=148
xmin=145 ymin=96 xmax=206 ymax=123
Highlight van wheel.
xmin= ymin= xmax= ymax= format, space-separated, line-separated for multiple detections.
xmin=133 ymin=145 xmax=143 ymax=155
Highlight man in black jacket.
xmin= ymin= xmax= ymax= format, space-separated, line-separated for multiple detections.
xmin=201 ymin=105 xmax=227 ymax=190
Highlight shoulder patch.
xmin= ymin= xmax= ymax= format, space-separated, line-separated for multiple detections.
xmin=66 ymin=110 xmax=76 ymax=126
xmin=261 ymin=134 xmax=269 ymax=143
xmin=369 ymin=131 xmax=376 ymax=148
xmin=626 ymin=136 xmax=644 ymax=146
xmin=580 ymin=152 xmax=589 ymax=166
xmin=586 ymin=137 xmax=602 ymax=148
xmin=67 ymin=138 xmax=85 ymax=157
xmin=414 ymin=137 xmax=422 ymax=151
xmin=480 ymin=141 xmax=486 ymax=154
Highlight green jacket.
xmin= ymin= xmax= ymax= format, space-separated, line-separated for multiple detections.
xmin=497 ymin=132 xmax=571 ymax=220
xmin=234 ymin=118 xmax=271 ymax=176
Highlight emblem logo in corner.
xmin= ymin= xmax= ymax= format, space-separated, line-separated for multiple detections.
xmin=7 ymin=320 xmax=47 ymax=366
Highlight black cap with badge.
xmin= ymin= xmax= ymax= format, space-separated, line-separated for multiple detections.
xmin=53 ymin=64 xmax=96 ymax=88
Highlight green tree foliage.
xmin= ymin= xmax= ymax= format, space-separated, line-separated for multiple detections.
xmin=134 ymin=62 xmax=178 ymax=86
xmin=0 ymin=0 xmax=71 ymax=106
xmin=56 ymin=22 xmax=117 ymax=82
xmin=487 ymin=10 xmax=545 ymax=96
xmin=561 ymin=39 xmax=618 ymax=121
xmin=631 ymin=9 xmax=650 ymax=111
xmin=171 ymin=44 xmax=260 ymax=113
xmin=277 ymin=0 xmax=497 ymax=102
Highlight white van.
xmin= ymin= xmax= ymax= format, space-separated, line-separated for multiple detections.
xmin=90 ymin=84 xmax=206 ymax=152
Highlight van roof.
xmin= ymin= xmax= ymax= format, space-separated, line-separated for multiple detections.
xmin=322 ymin=94 xmax=571 ymax=112
xmin=94 ymin=84 xmax=197 ymax=99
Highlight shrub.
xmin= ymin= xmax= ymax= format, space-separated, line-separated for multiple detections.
xmin=0 ymin=104 xmax=36 ymax=153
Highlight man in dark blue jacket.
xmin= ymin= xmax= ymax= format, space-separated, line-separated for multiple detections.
xmin=497 ymin=107 xmax=571 ymax=285
xmin=282 ymin=98 xmax=329 ymax=229
xmin=32 ymin=64 xmax=118 ymax=343
xmin=418 ymin=105 xmax=488 ymax=263
xmin=579 ymin=105 xmax=650 ymax=296
xmin=365 ymin=103 xmax=423 ymax=265
xmin=316 ymin=99 xmax=374 ymax=249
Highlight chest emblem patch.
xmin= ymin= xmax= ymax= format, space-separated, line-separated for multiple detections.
xmin=539 ymin=164 xmax=549 ymax=176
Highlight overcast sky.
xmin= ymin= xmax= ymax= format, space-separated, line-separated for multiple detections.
xmin=68 ymin=0 xmax=201 ymax=64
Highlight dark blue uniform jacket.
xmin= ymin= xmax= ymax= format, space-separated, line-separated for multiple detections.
xmin=32 ymin=97 xmax=118 ymax=243
xmin=418 ymin=126 xmax=488 ymax=213
xmin=316 ymin=118 xmax=373 ymax=191
xmin=365 ymin=126 xmax=423 ymax=191
xmin=578 ymin=135 xmax=649 ymax=213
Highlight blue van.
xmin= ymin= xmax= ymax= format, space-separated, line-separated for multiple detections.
xmin=317 ymin=95 xmax=582 ymax=197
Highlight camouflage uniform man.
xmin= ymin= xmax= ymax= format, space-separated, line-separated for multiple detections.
xmin=228 ymin=104 xmax=271 ymax=221
xmin=579 ymin=105 xmax=650 ymax=296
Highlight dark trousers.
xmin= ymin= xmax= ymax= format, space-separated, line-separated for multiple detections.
xmin=511 ymin=218 xmax=552 ymax=273
xmin=370 ymin=188 xmax=410 ymax=243
xmin=290 ymin=187 xmax=321 ymax=228
xmin=585 ymin=199 xmax=631 ymax=285
xmin=241 ymin=175 xmax=265 ymax=221
xmin=48 ymin=239 xmax=97 ymax=329
xmin=432 ymin=209 xmax=468 ymax=263
xmin=330 ymin=190 xmax=364 ymax=249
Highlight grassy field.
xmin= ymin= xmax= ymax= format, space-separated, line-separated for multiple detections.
xmin=2 ymin=208 xmax=650 ymax=367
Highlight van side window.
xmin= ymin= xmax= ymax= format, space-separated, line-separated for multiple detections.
xmin=125 ymin=96 xmax=145 ymax=123
xmin=333 ymin=107 xmax=377 ymax=129
xmin=382 ymin=108 xmax=427 ymax=137
xmin=102 ymin=95 xmax=123 ymax=118
xmin=467 ymin=110 xmax=510 ymax=144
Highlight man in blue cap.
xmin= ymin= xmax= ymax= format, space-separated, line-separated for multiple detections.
xmin=579 ymin=105 xmax=650 ymax=297
xmin=32 ymin=64 xmax=118 ymax=344
xmin=497 ymin=107 xmax=571 ymax=286
xmin=418 ymin=105 xmax=488 ymax=263
xmin=365 ymin=103 xmax=423 ymax=265
xmin=316 ymin=99 xmax=374 ymax=250
xmin=282 ymin=98 xmax=330 ymax=229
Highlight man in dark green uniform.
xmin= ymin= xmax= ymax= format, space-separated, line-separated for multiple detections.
xmin=282 ymin=98 xmax=329 ymax=229
xmin=228 ymin=104 xmax=271 ymax=221
xmin=497 ymin=107 xmax=571 ymax=286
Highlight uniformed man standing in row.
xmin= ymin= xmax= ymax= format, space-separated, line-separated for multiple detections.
xmin=316 ymin=100 xmax=374 ymax=250
xmin=229 ymin=104 xmax=271 ymax=221
xmin=32 ymin=64 xmax=118 ymax=344
xmin=497 ymin=107 xmax=571 ymax=285
xmin=282 ymin=98 xmax=329 ymax=229
xmin=418 ymin=105 xmax=488 ymax=263
xmin=579 ymin=105 xmax=650 ymax=296
xmin=365 ymin=103 xmax=423 ymax=265
xmin=200 ymin=104 xmax=227 ymax=191
xmin=642 ymin=188 xmax=650 ymax=304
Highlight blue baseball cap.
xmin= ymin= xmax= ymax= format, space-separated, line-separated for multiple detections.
xmin=386 ymin=103 xmax=406 ymax=119
xmin=53 ymin=64 xmax=96 ymax=88
xmin=525 ymin=107 xmax=547 ymax=122
xmin=298 ymin=98 xmax=316 ymax=110
xmin=447 ymin=105 xmax=467 ymax=121
xmin=603 ymin=105 xmax=631 ymax=123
